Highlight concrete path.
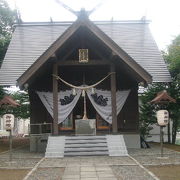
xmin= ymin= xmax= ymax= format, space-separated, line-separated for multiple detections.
xmin=62 ymin=165 xmax=117 ymax=180
xmin=25 ymin=156 xmax=158 ymax=180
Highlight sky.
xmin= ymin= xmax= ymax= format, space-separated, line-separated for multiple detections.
xmin=6 ymin=0 xmax=180 ymax=50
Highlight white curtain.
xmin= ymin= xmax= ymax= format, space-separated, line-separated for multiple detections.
xmin=37 ymin=88 xmax=130 ymax=124
xmin=86 ymin=89 xmax=130 ymax=124
xmin=37 ymin=89 xmax=82 ymax=124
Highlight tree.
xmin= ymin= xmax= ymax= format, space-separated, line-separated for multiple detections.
xmin=11 ymin=91 xmax=30 ymax=119
xmin=0 ymin=0 xmax=16 ymax=66
xmin=139 ymin=83 xmax=168 ymax=139
xmin=163 ymin=34 xmax=180 ymax=144
xmin=0 ymin=91 xmax=30 ymax=119
xmin=165 ymin=35 xmax=180 ymax=77
xmin=140 ymin=35 xmax=180 ymax=144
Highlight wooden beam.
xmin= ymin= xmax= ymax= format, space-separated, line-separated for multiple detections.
xmin=57 ymin=60 xmax=110 ymax=66
xmin=53 ymin=63 xmax=58 ymax=135
xmin=111 ymin=63 xmax=118 ymax=133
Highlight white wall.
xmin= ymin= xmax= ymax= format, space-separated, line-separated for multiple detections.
xmin=146 ymin=120 xmax=172 ymax=142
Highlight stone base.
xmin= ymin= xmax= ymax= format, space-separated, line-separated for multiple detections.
xmin=30 ymin=134 xmax=49 ymax=152
xmin=123 ymin=134 xmax=141 ymax=148
xmin=75 ymin=119 xmax=96 ymax=135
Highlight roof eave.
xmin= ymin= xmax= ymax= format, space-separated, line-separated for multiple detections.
xmin=17 ymin=17 xmax=152 ymax=88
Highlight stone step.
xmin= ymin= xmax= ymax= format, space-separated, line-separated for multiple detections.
xmin=65 ymin=143 xmax=107 ymax=148
xmin=64 ymin=151 xmax=109 ymax=156
xmin=65 ymin=147 xmax=108 ymax=152
xmin=66 ymin=139 xmax=106 ymax=144
xmin=65 ymin=136 xmax=106 ymax=140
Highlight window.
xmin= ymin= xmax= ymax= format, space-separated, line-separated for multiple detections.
xmin=60 ymin=113 xmax=73 ymax=130
xmin=96 ymin=113 xmax=109 ymax=129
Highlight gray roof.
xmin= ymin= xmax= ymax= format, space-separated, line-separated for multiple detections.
xmin=0 ymin=20 xmax=171 ymax=86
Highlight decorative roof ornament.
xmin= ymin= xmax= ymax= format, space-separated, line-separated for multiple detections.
xmin=54 ymin=0 xmax=105 ymax=18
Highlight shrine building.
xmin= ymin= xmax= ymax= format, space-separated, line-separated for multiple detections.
xmin=0 ymin=9 xmax=171 ymax=155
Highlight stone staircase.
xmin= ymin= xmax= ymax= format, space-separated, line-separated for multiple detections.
xmin=45 ymin=135 xmax=128 ymax=158
xmin=64 ymin=136 xmax=109 ymax=156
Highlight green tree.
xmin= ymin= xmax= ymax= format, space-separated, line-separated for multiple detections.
xmin=165 ymin=35 xmax=180 ymax=77
xmin=0 ymin=86 xmax=5 ymax=100
xmin=163 ymin=34 xmax=180 ymax=144
xmin=0 ymin=91 xmax=30 ymax=119
xmin=139 ymin=83 xmax=168 ymax=139
xmin=0 ymin=0 xmax=16 ymax=66
xmin=140 ymin=35 xmax=180 ymax=144
xmin=11 ymin=91 xmax=30 ymax=119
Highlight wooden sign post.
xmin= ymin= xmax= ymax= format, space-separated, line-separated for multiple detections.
xmin=3 ymin=114 xmax=15 ymax=162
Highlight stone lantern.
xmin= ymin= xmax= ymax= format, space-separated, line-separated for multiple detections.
xmin=150 ymin=90 xmax=176 ymax=157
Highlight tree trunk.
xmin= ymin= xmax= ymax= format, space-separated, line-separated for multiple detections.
xmin=172 ymin=119 xmax=177 ymax=144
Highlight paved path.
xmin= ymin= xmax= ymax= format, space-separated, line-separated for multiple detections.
xmin=25 ymin=156 xmax=157 ymax=180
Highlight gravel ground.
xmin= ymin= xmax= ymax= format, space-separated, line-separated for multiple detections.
xmin=0 ymin=146 xmax=43 ymax=169
xmin=112 ymin=165 xmax=155 ymax=180
xmin=28 ymin=167 xmax=65 ymax=180
xmin=128 ymin=144 xmax=180 ymax=166
xmin=0 ymin=144 xmax=179 ymax=180
xmin=39 ymin=156 xmax=136 ymax=168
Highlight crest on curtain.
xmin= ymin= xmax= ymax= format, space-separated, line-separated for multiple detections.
xmin=59 ymin=94 xmax=76 ymax=105
xmin=91 ymin=93 xmax=108 ymax=106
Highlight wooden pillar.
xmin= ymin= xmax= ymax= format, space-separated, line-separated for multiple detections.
xmin=110 ymin=63 xmax=118 ymax=133
xmin=53 ymin=63 xmax=58 ymax=135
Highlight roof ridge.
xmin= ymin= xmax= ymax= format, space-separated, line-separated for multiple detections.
xmin=14 ymin=20 xmax=151 ymax=27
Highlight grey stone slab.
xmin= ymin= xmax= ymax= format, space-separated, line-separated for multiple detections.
xmin=64 ymin=171 xmax=80 ymax=175
xmin=81 ymin=166 xmax=96 ymax=171
xmin=99 ymin=178 xmax=117 ymax=180
xmin=97 ymin=173 xmax=116 ymax=178
xmin=80 ymin=178 xmax=98 ymax=180
xmin=62 ymin=178 xmax=80 ymax=180
xmin=123 ymin=134 xmax=140 ymax=148
xmin=65 ymin=167 xmax=80 ymax=172
xmin=75 ymin=119 xmax=96 ymax=135
xmin=95 ymin=167 xmax=112 ymax=171
xmin=62 ymin=174 xmax=80 ymax=179
xmin=81 ymin=174 xmax=98 ymax=178
xmin=80 ymin=162 xmax=94 ymax=166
